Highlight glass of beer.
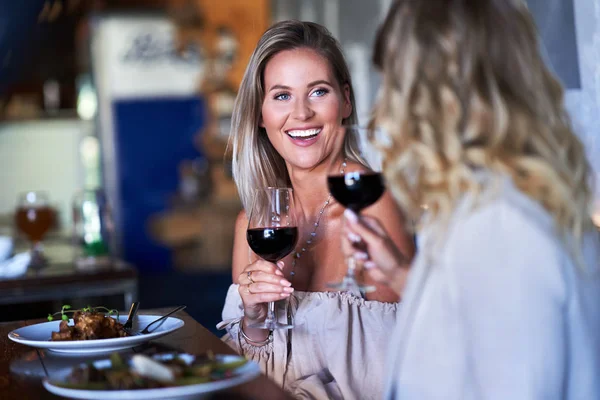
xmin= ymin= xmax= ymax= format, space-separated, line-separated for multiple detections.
xmin=15 ymin=191 xmax=55 ymax=269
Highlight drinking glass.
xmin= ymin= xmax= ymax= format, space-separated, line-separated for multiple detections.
xmin=327 ymin=126 xmax=386 ymax=293
xmin=15 ymin=191 xmax=55 ymax=269
xmin=246 ymin=187 xmax=298 ymax=330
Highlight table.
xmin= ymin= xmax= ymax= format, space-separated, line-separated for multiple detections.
xmin=0 ymin=308 xmax=292 ymax=399
xmin=0 ymin=261 xmax=138 ymax=308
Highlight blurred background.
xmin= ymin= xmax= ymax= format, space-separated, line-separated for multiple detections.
xmin=0 ymin=0 xmax=598 ymax=334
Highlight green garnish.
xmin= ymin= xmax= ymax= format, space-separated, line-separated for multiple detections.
xmin=47 ymin=305 xmax=120 ymax=322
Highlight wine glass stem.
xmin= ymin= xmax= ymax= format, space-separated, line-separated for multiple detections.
xmin=32 ymin=241 xmax=42 ymax=254
xmin=346 ymin=255 xmax=357 ymax=279
xmin=266 ymin=301 xmax=277 ymax=323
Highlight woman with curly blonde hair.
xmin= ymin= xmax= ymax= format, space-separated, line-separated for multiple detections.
xmin=342 ymin=0 xmax=600 ymax=398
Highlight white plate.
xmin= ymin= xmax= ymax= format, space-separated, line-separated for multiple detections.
xmin=8 ymin=315 xmax=184 ymax=354
xmin=43 ymin=353 xmax=261 ymax=399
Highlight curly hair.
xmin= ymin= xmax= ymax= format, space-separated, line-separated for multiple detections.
xmin=372 ymin=0 xmax=594 ymax=246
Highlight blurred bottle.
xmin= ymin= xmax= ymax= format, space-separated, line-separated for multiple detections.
xmin=72 ymin=189 xmax=113 ymax=270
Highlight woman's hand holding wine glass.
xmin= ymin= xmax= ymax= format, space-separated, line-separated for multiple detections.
xmin=342 ymin=210 xmax=410 ymax=295
xmin=237 ymin=259 xmax=293 ymax=323
xmin=326 ymin=126 xmax=386 ymax=293
xmin=244 ymin=187 xmax=298 ymax=332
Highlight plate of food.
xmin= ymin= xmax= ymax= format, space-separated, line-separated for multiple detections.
xmin=8 ymin=305 xmax=184 ymax=354
xmin=43 ymin=352 xmax=260 ymax=399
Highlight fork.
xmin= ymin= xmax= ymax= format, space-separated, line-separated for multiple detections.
xmin=123 ymin=301 xmax=140 ymax=331
xmin=127 ymin=305 xmax=186 ymax=335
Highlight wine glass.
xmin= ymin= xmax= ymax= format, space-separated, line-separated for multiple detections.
xmin=327 ymin=126 xmax=386 ymax=293
xmin=15 ymin=191 xmax=55 ymax=270
xmin=246 ymin=187 xmax=298 ymax=330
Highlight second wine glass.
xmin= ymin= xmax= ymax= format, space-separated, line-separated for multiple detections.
xmin=246 ymin=187 xmax=298 ymax=330
xmin=327 ymin=126 xmax=386 ymax=293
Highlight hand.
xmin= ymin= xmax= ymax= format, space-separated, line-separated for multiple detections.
xmin=237 ymin=259 xmax=294 ymax=323
xmin=343 ymin=209 xmax=410 ymax=295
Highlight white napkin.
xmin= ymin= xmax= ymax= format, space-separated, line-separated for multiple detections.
xmin=0 ymin=252 xmax=30 ymax=278
xmin=0 ymin=236 xmax=12 ymax=262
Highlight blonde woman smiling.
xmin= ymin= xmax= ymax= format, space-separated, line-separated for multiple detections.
xmin=219 ymin=20 xmax=414 ymax=399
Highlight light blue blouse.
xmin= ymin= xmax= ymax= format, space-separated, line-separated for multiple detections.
xmin=385 ymin=174 xmax=600 ymax=399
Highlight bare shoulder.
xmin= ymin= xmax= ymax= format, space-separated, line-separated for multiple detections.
xmin=231 ymin=210 xmax=250 ymax=283
xmin=235 ymin=209 xmax=249 ymax=229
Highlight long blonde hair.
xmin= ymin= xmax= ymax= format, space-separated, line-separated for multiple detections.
xmin=372 ymin=0 xmax=593 ymax=243
xmin=229 ymin=20 xmax=367 ymax=212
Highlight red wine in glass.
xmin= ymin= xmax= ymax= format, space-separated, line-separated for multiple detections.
xmin=247 ymin=227 xmax=298 ymax=263
xmin=327 ymin=172 xmax=384 ymax=212
xmin=246 ymin=188 xmax=298 ymax=330
xmin=327 ymin=171 xmax=384 ymax=293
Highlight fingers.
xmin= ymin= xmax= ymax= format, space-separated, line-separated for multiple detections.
xmin=249 ymin=281 xmax=294 ymax=295
xmin=343 ymin=209 xmax=406 ymax=273
xmin=238 ymin=259 xmax=294 ymax=306
xmin=238 ymin=259 xmax=288 ymax=286
xmin=344 ymin=209 xmax=389 ymax=260
xmin=363 ymin=218 xmax=388 ymax=235
xmin=345 ymin=209 xmax=387 ymax=234
xmin=340 ymin=227 xmax=357 ymax=258
xmin=366 ymin=261 xmax=409 ymax=295
xmin=238 ymin=283 xmax=292 ymax=304
xmin=341 ymin=216 xmax=374 ymax=262
xmin=344 ymin=209 xmax=387 ymax=245
xmin=240 ymin=269 xmax=291 ymax=287
xmin=364 ymin=262 xmax=388 ymax=282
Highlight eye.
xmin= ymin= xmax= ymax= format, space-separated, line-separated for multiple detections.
xmin=311 ymin=88 xmax=329 ymax=97
xmin=274 ymin=92 xmax=291 ymax=101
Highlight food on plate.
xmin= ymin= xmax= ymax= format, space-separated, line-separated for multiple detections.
xmin=53 ymin=352 xmax=248 ymax=390
xmin=48 ymin=305 xmax=128 ymax=341
xmin=50 ymin=311 xmax=128 ymax=341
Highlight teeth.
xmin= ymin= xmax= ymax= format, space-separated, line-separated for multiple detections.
xmin=287 ymin=128 xmax=321 ymax=138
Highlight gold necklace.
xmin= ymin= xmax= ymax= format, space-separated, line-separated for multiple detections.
xmin=289 ymin=158 xmax=347 ymax=280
